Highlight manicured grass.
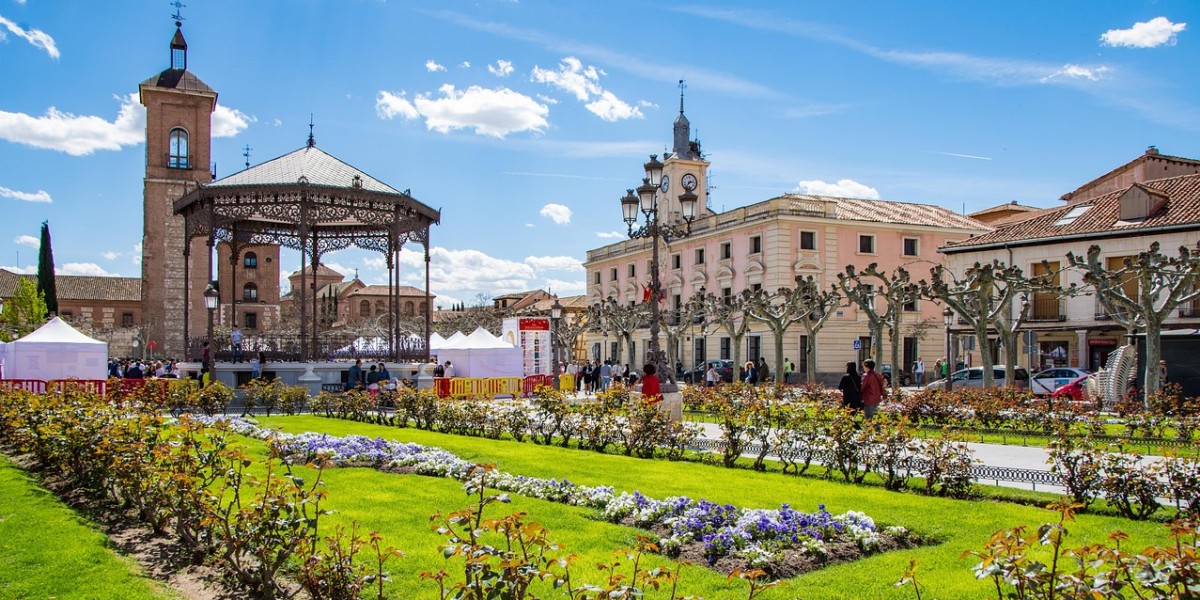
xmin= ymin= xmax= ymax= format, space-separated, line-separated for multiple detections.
xmin=0 ymin=455 xmax=170 ymax=600
xmin=256 ymin=415 xmax=1179 ymax=599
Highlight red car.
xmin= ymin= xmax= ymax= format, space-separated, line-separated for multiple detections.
xmin=1050 ymin=374 xmax=1089 ymax=402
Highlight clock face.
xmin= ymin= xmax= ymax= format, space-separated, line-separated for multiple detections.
xmin=659 ymin=177 xmax=670 ymax=193
xmin=681 ymin=173 xmax=698 ymax=191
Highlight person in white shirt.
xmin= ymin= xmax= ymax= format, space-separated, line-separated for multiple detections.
xmin=705 ymin=362 xmax=719 ymax=387
xmin=914 ymin=358 xmax=925 ymax=386
xmin=443 ymin=360 xmax=456 ymax=378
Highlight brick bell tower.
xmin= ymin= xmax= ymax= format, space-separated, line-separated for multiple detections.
xmin=139 ymin=21 xmax=216 ymax=359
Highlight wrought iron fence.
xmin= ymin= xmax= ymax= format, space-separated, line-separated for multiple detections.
xmin=187 ymin=333 xmax=430 ymax=362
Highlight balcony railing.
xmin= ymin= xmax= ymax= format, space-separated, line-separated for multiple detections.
xmin=187 ymin=332 xmax=430 ymax=363
xmin=1028 ymin=296 xmax=1065 ymax=322
xmin=166 ymin=154 xmax=192 ymax=169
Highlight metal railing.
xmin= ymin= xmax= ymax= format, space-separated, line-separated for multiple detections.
xmin=187 ymin=333 xmax=429 ymax=362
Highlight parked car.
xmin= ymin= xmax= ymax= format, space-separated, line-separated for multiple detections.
xmin=880 ymin=364 xmax=911 ymax=387
xmin=924 ymin=366 xmax=1030 ymax=391
xmin=1050 ymin=374 xmax=1090 ymax=403
xmin=1030 ymin=367 xmax=1091 ymax=396
xmin=681 ymin=359 xmax=735 ymax=384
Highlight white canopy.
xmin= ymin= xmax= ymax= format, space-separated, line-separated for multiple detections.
xmin=435 ymin=327 xmax=523 ymax=378
xmin=0 ymin=317 xmax=108 ymax=381
xmin=429 ymin=332 xmax=447 ymax=350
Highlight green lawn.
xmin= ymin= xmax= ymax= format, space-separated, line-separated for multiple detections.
xmin=0 ymin=455 xmax=170 ymax=600
xmin=255 ymin=415 xmax=1178 ymax=599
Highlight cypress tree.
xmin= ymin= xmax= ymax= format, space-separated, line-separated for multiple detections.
xmin=37 ymin=221 xmax=59 ymax=315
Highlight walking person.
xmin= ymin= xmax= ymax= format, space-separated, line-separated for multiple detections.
xmin=705 ymin=362 xmax=719 ymax=388
xmin=640 ymin=363 xmax=662 ymax=404
xmin=757 ymin=357 xmax=771 ymax=385
xmin=838 ymin=361 xmax=862 ymax=412
xmin=860 ymin=359 xmax=887 ymax=419
xmin=230 ymin=326 xmax=244 ymax=363
xmin=742 ymin=360 xmax=756 ymax=384
xmin=914 ymin=358 xmax=925 ymax=387
xmin=600 ymin=360 xmax=613 ymax=392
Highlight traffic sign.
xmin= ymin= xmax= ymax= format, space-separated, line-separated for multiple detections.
xmin=852 ymin=339 xmax=861 ymax=351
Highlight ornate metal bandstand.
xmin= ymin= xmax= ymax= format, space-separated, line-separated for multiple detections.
xmin=174 ymin=141 xmax=440 ymax=361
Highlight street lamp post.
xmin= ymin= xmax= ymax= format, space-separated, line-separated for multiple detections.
xmin=204 ymin=284 xmax=219 ymax=380
xmin=943 ymin=307 xmax=954 ymax=391
xmin=620 ymin=154 xmax=697 ymax=391
xmin=550 ymin=297 xmax=563 ymax=387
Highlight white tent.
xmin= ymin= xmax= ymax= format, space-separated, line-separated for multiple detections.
xmin=0 ymin=317 xmax=108 ymax=381
xmin=429 ymin=332 xmax=447 ymax=350
xmin=435 ymin=327 xmax=523 ymax=378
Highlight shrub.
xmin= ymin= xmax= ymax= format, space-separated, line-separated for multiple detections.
xmin=914 ymin=430 xmax=975 ymax=499
xmin=1047 ymin=431 xmax=1103 ymax=508
xmin=1099 ymin=448 xmax=1163 ymax=521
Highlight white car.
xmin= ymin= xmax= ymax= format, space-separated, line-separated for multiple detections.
xmin=1030 ymin=367 xmax=1091 ymax=396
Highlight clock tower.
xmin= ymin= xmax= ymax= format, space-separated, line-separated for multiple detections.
xmin=661 ymin=81 xmax=712 ymax=222
xmin=139 ymin=22 xmax=217 ymax=358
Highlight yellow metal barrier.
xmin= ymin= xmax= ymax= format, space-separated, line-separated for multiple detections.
xmin=447 ymin=376 xmax=524 ymax=399
xmin=558 ymin=374 xmax=575 ymax=391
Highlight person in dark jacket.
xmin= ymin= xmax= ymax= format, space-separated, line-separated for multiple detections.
xmin=838 ymin=361 xmax=863 ymax=411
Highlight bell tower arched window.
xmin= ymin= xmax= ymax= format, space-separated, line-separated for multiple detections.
xmin=168 ymin=128 xmax=189 ymax=169
xmin=359 ymin=300 xmax=371 ymax=317
xmin=242 ymin=282 xmax=258 ymax=301
xmin=243 ymin=251 xmax=257 ymax=269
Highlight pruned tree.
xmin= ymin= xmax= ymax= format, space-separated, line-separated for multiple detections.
xmin=922 ymin=260 xmax=1026 ymax=387
xmin=989 ymin=263 xmax=1076 ymax=383
xmin=1068 ymin=242 xmax=1200 ymax=395
xmin=838 ymin=264 xmax=921 ymax=382
xmin=793 ymin=275 xmax=843 ymax=382
xmin=555 ymin=312 xmax=589 ymax=362
xmin=433 ymin=305 xmax=501 ymax=337
xmin=660 ymin=294 xmax=705 ymax=374
xmin=696 ymin=290 xmax=752 ymax=378
xmin=742 ymin=283 xmax=819 ymax=381
xmin=586 ymin=297 xmax=648 ymax=368
xmin=0 ymin=278 xmax=48 ymax=341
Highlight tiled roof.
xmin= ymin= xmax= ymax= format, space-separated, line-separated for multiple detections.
xmin=208 ymin=146 xmax=401 ymax=194
xmin=348 ymin=285 xmax=431 ymax=297
xmin=526 ymin=295 xmax=589 ymax=312
xmin=494 ymin=290 xmax=542 ymax=300
xmin=1062 ymin=150 xmax=1200 ymax=203
xmin=288 ymin=264 xmax=347 ymax=279
xmin=945 ymin=173 xmax=1200 ymax=251
xmin=140 ymin=69 xmax=215 ymax=94
xmin=779 ymin=194 xmax=989 ymax=230
xmin=0 ymin=269 xmax=141 ymax=302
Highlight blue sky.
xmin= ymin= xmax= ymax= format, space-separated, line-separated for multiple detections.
xmin=1 ymin=1 xmax=1196 ymax=308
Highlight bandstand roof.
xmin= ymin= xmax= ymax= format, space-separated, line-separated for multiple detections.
xmin=174 ymin=143 xmax=440 ymax=255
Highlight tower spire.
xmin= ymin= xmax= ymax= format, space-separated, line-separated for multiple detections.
xmin=679 ymin=79 xmax=686 ymax=114
xmin=307 ymin=114 xmax=315 ymax=148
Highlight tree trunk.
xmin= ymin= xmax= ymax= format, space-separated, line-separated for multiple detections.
xmin=974 ymin=321 xmax=996 ymax=387
xmin=1143 ymin=315 xmax=1162 ymax=398
xmin=773 ymin=326 xmax=786 ymax=384
xmin=889 ymin=313 xmax=902 ymax=387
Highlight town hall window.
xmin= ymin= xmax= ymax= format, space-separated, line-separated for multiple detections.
xmin=168 ymin=128 xmax=189 ymax=169
xmin=243 ymin=251 xmax=258 ymax=269
xmin=902 ymin=237 xmax=919 ymax=256
xmin=859 ymin=234 xmax=876 ymax=254
xmin=359 ymin=300 xmax=371 ymax=317
xmin=799 ymin=231 xmax=816 ymax=250
xmin=242 ymin=282 xmax=258 ymax=301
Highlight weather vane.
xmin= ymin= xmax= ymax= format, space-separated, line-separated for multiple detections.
xmin=307 ymin=114 xmax=316 ymax=148
xmin=170 ymin=0 xmax=186 ymax=27
xmin=242 ymin=144 xmax=252 ymax=170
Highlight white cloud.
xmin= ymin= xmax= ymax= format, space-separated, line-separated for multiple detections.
xmin=14 ymin=234 xmax=38 ymax=248
xmin=525 ymin=255 xmax=583 ymax=271
xmin=59 ymin=262 xmax=117 ymax=276
xmin=595 ymin=231 xmax=624 ymax=239
xmin=1040 ymin=64 xmax=1110 ymax=83
xmin=525 ymin=223 xmax=534 ymax=227
xmin=0 ymin=14 xmax=58 ymax=59
xmin=377 ymin=85 xmax=549 ymax=139
xmin=539 ymin=203 xmax=572 ymax=225
xmin=459 ymin=61 xmax=471 ymax=68
xmin=362 ymin=256 xmax=387 ymax=270
xmin=541 ymin=278 xmax=586 ymax=295
xmin=132 ymin=242 xmax=142 ymax=265
xmin=794 ymin=178 xmax=881 ymax=199
xmin=425 ymin=60 xmax=446 ymax=72
xmin=0 ymin=92 xmax=142 ymax=155
xmin=0 ymin=185 xmax=51 ymax=202
xmin=531 ymin=56 xmax=641 ymax=122
xmin=488 ymin=59 xmax=514 ymax=77
xmin=585 ymin=90 xmax=643 ymax=122
xmin=1101 ymin=17 xmax=1187 ymax=48
xmin=212 ymin=105 xmax=254 ymax=137
xmin=102 ymin=250 xmax=119 ymax=260
xmin=536 ymin=94 xmax=559 ymax=105
xmin=0 ymin=264 xmax=35 ymax=274
xmin=323 ymin=262 xmax=355 ymax=278
xmin=397 ymin=247 xmax=536 ymax=295
xmin=375 ymin=91 xmax=421 ymax=120
xmin=272 ymin=118 xmax=283 ymax=127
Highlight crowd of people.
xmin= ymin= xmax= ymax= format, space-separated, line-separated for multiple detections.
xmin=107 ymin=358 xmax=184 ymax=379
xmin=563 ymin=359 xmax=641 ymax=394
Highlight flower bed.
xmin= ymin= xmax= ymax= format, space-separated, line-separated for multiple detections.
xmin=214 ymin=416 xmax=922 ymax=577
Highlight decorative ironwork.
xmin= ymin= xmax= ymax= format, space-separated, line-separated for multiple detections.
xmin=174 ymin=147 xmax=441 ymax=362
